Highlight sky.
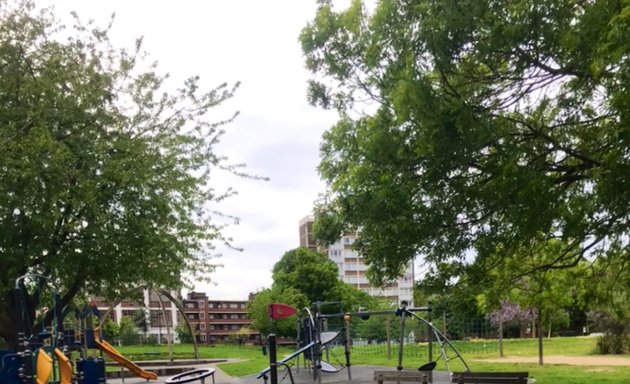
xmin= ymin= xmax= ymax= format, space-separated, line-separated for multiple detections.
xmin=37 ymin=0 xmax=349 ymax=299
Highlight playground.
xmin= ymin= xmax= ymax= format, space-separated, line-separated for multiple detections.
xmin=3 ymin=277 xmax=630 ymax=384
xmin=0 ymin=274 xmax=199 ymax=384
xmin=0 ymin=279 xmax=520 ymax=384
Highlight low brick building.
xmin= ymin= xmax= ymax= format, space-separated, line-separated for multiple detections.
xmin=182 ymin=292 xmax=260 ymax=344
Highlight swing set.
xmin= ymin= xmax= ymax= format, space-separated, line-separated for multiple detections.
xmin=258 ymin=301 xmax=470 ymax=384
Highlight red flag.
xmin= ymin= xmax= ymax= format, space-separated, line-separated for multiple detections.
xmin=268 ymin=303 xmax=298 ymax=320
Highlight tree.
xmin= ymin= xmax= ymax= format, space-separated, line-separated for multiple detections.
xmin=273 ymin=247 xmax=374 ymax=311
xmin=0 ymin=0 xmax=248 ymax=347
xmin=353 ymin=299 xmax=408 ymax=356
xmin=248 ymin=286 xmax=308 ymax=338
xmin=488 ymin=300 xmax=536 ymax=357
xmin=101 ymin=317 xmax=121 ymax=344
xmin=272 ymin=248 xmax=341 ymax=303
xmin=249 ymin=247 xmax=375 ymax=337
xmin=301 ymin=0 xmax=630 ymax=286
xmin=175 ymin=324 xmax=193 ymax=344
xmin=119 ymin=317 xmax=139 ymax=346
xmin=587 ymin=249 xmax=630 ymax=353
xmin=474 ymin=240 xmax=591 ymax=364
xmin=327 ymin=280 xmax=374 ymax=312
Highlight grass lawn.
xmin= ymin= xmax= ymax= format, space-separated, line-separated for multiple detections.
xmin=110 ymin=337 xmax=630 ymax=384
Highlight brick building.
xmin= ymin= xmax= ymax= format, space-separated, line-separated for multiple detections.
xmin=182 ymin=292 xmax=259 ymax=344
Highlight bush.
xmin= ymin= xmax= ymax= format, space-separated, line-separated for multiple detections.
xmin=596 ymin=332 xmax=630 ymax=354
xmin=119 ymin=317 xmax=140 ymax=346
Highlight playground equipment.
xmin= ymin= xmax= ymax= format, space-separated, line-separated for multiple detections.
xmin=0 ymin=274 xmax=104 ymax=384
xmin=258 ymin=301 xmax=471 ymax=384
xmin=165 ymin=368 xmax=216 ymax=384
xmin=0 ymin=274 xmax=163 ymax=384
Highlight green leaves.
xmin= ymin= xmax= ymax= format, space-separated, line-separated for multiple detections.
xmin=303 ymin=0 xmax=630 ymax=288
xmin=0 ymin=0 xmax=244 ymax=346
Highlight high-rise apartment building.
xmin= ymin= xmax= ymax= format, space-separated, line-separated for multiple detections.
xmin=299 ymin=215 xmax=414 ymax=305
xmin=299 ymin=215 xmax=317 ymax=251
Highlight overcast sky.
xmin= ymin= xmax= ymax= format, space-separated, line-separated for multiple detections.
xmin=38 ymin=0 xmax=351 ymax=299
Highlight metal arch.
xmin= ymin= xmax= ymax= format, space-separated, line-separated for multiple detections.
xmin=404 ymin=309 xmax=471 ymax=373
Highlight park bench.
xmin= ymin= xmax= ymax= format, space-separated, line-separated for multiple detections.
xmin=374 ymin=370 xmax=429 ymax=384
xmin=451 ymin=371 xmax=529 ymax=384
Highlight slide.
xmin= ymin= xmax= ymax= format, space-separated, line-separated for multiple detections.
xmin=53 ymin=348 xmax=73 ymax=384
xmin=35 ymin=348 xmax=52 ymax=384
xmin=92 ymin=328 xmax=158 ymax=380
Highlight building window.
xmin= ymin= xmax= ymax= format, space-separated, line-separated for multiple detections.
xmin=199 ymin=300 xmax=205 ymax=307
xmin=231 ymin=314 xmax=238 ymax=319
xmin=209 ymin=325 xmax=215 ymax=330
xmin=200 ymin=323 xmax=206 ymax=330
xmin=208 ymin=314 xmax=214 ymax=319
xmin=200 ymin=313 xmax=205 ymax=319
xmin=200 ymin=334 xmax=206 ymax=341
xmin=230 ymin=303 xmax=238 ymax=309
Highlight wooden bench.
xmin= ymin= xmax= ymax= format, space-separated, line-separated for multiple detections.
xmin=374 ymin=370 xmax=429 ymax=384
xmin=451 ymin=371 xmax=529 ymax=384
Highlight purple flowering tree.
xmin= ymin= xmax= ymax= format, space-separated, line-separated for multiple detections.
xmin=489 ymin=300 xmax=536 ymax=356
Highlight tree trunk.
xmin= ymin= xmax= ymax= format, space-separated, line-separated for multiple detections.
xmin=537 ymin=308 xmax=543 ymax=366
xmin=386 ymin=317 xmax=391 ymax=359
xmin=498 ymin=319 xmax=504 ymax=357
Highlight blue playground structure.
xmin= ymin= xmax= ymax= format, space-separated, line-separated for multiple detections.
xmin=0 ymin=274 xmax=109 ymax=384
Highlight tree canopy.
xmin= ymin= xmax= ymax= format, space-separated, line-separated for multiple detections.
xmin=272 ymin=247 xmax=341 ymax=303
xmin=0 ymin=0 xmax=245 ymax=346
xmin=301 ymin=0 xmax=630 ymax=285
xmin=248 ymin=285 xmax=308 ymax=337
xmin=248 ymin=247 xmax=374 ymax=336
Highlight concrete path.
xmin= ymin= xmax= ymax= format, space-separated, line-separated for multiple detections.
xmin=107 ymin=363 xmax=451 ymax=384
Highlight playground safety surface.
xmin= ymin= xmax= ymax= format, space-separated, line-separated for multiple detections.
xmin=107 ymin=364 xmax=451 ymax=384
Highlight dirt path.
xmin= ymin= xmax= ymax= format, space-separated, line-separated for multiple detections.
xmin=476 ymin=355 xmax=630 ymax=366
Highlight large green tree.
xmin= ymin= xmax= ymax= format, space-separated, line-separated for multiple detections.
xmin=0 ymin=1 xmax=245 ymax=347
xmin=272 ymin=247 xmax=342 ymax=304
xmin=301 ymin=0 xmax=630 ymax=285
xmin=248 ymin=286 xmax=309 ymax=337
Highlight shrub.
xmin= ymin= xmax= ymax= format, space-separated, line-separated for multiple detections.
xmin=596 ymin=332 xmax=630 ymax=354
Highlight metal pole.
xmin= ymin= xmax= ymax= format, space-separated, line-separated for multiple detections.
xmin=427 ymin=303 xmax=433 ymax=384
xmin=397 ymin=302 xmax=407 ymax=371
xmin=269 ymin=334 xmax=278 ymax=384
xmin=318 ymin=307 xmax=431 ymax=319
xmin=343 ymin=315 xmax=352 ymax=380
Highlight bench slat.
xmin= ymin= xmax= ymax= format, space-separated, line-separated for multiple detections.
xmin=374 ymin=370 xmax=428 ymax=384
xmin=451 ymin=371 xmax=528 ymax=384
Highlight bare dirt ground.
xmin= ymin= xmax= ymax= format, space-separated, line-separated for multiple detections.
xmin=476 ymin=355 xmax=630 ymax=366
